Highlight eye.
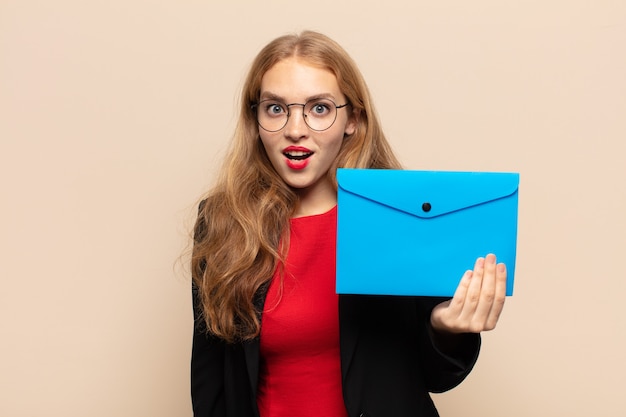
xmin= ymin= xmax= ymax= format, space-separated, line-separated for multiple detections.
xmin=308 ymin=100 xmax=332 ymax=116
xmin=263 ymin=101 xmax=286 ymax=117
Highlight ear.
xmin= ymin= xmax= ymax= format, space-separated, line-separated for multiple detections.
xmin=344 ymin=108 xmax=360 ymax=136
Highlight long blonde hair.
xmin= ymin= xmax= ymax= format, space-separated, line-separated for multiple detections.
xmin=192 ymin=31 xmax=401 ymax=343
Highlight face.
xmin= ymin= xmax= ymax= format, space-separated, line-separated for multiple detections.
xmin=257 ymin=57 xmax=356 ymax=208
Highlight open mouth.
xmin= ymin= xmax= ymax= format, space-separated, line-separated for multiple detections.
xmin=283 ymin=151 xmax=313 ymax=160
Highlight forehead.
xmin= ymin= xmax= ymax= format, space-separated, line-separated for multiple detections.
xmin=259 ymin=57 xmax=342 ymax=101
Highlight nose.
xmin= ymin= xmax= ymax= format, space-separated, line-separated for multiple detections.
xmin=283 ymin=105 xmax=308 ymax=141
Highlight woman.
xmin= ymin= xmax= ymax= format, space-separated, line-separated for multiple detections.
xmin=191 ymin=30 xmax=507 ymax=417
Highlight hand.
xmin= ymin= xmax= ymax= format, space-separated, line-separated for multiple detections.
xmin=430 ymin=254 xmax=507 ymax=334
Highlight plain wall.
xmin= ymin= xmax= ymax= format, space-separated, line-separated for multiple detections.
xmin=1 ymin=0 xmax=625 ymax=415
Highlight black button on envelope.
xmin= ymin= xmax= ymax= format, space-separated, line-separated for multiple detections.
xmin=336 ymin=168 xmax=519 ymax=297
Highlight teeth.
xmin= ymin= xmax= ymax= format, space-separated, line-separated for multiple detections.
xmin=284 ymin=151 xmax=313 ymax=160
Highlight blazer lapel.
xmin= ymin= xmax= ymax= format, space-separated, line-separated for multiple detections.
xmin=242 ymin=338 xmax=261 ymax=403
xmin=243 ymin=282 xmax=270 ymax=400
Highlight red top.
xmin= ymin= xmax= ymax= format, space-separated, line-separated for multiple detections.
xmin=257 ymin=206 xmax=348 ymax=417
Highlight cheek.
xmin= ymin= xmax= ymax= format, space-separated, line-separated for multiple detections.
xmin=258 ymin=134 xmax=283 ymax=167
xmin=332 ymin=135 xmax=344 ymax=153
xmin=327 ymin=127 xmax=347 ymax=151
xmin=258 ymin=133 xmax=275 ymax=154
xmin=321 ymin=134 xmax=344 ymax=163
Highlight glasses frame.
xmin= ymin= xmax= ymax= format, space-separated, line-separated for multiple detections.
xmin=251 ymin=98 xmax=350 ymax=132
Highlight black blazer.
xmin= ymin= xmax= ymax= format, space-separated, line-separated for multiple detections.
xmin=191 ymin=284 xmax=481 ymax=417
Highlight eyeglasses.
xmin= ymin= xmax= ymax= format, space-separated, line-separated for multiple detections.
xmin=252 ymin=98 xmax=349 ymax=132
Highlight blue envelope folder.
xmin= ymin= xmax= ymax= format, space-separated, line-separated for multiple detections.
xmin=336 ymin=169 xmax=519 ymax=297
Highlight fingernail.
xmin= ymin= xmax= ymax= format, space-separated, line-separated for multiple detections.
xmin=486 ymin=254 xmax=496 ymax=264
xmin=497 ymin=263 xmax=506 ymax=273
xmin=477 ymin=258 xmax=485 ymax=268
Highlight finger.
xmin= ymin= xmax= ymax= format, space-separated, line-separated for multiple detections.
xmin=431 ymin=270 xmax=473 ymax=333
xmin=448 ymin=269 xmax=473 ymax=313
xmin=485 ymin=262 xmax=507 ymax=330
xmin=460 ymin=257 xmax=485 ymax=320
xmin=429 ymin=298 xmax=452 ymax=332
xmin=471 ymin=253 xmax=498 ymax=331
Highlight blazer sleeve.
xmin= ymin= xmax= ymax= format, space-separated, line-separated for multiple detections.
xmin=414 ymin=297 xmax=481 ymax=393
xmin=191 ymin=284 xmax=227 ymax=416
xmin=190 ymin=200 xmax=227 ymax=416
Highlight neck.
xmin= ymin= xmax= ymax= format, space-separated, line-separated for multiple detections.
xmin=292 ymin=182 xmax=337 ymax=218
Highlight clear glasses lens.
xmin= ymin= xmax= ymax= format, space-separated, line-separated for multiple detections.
xmin=255 ymin=98 xmax=339 ymax=132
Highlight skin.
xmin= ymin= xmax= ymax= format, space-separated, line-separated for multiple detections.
xmin=258 ymin=57 xmax=356 ymax=217
xmin=431 ymin=254 xmax=507 ymax=335
xmin=258 ymin=57 xmax=506 ymax=335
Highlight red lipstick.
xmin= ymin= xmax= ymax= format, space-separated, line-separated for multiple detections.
xmin=283 ymin=146 xmax=313 ymax=170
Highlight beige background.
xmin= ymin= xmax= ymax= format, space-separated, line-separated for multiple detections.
xmin=1 ymin=0 xmax=625 ymax=416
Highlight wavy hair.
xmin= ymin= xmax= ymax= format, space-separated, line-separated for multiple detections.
xmin=192 ymin=31 xmax=401 ymax=343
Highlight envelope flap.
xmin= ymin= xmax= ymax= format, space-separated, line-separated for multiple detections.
xmin=337 ymin=169 xmax=519 ymax=218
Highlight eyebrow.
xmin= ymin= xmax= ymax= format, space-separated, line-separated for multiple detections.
xmin=259 ymin=91 xmax=338 ymax=103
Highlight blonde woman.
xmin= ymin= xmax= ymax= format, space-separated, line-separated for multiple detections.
xmin=191 ymin=31 xmax=507 ymax=417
